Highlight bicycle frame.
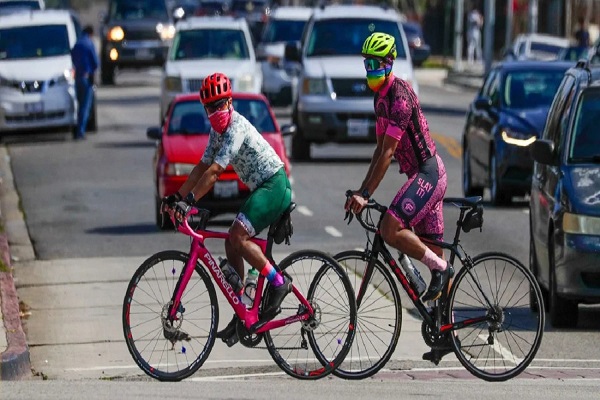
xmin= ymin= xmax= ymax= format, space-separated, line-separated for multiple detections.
xmin=166 ymin=209 xmax=314 ymax=334
xmin=355 ymin=202 xmax=495 ymax=335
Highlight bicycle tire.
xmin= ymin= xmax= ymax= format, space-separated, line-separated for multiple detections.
xmin=333 ymin=250 xmax=402 ymax=379
xmin=447 ymin=251 xmax=545 ymax=382
xmin=263 ymin=250 xmax=357 ymax=380
xmin=123 ymin=250 xmax=218 ymax=381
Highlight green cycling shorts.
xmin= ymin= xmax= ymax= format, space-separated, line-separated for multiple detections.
xmin=236 ymin=168 xmax=291 ymax=236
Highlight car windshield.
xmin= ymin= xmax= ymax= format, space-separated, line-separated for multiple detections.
xmin=109 ymin=0 xmax=169 ymax=21
xmin=0 ymin=24 xmax=70 ymax=60
xmin=502 ymin=70 xmax=565 ymax=109
xmin=306 ymin=18 xmax=406 ymax=59
xmin=568 ymin=88 xmax=600 ymax=163
xmin=261 ymin=19 xmax=306 ymax=43
xmin=231 ymin=0 xmax=267 ymax=14
xmin=171 ymin=29 xmax=250 ymax=60
xmin=168 ymin=99 xmax=276 ymax=134
xmin=0 ymin=1 xmax=40 ymax=10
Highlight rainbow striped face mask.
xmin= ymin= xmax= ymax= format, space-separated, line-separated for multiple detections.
xmin=364 ymin=58 xmax=392 ymax=92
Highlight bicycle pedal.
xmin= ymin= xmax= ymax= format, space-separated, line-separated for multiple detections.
xmin=224 ymin=333 xmax=239 ymax=348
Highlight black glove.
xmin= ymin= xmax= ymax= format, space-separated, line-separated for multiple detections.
xmin=162 ymin=192 xmax=182 ymax=211
xmin=174 ymin=200 xmax=192 ymax=219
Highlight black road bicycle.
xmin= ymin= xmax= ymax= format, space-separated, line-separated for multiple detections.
xmin=334 ymin=191 xmax=545 ymax=382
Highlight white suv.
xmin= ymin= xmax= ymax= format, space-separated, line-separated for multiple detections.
xmin=0 ymin=9 xmax=78 ymax=134
xmin=159 ymin=16 xmax=261 ymax=120
xmin=285 ymin=4 xmax=417 ymax=160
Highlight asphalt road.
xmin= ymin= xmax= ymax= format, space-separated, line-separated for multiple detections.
xmin=3 ymin=69 xmax=600 ymax=394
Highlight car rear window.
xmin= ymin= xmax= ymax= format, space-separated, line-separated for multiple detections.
xmin=306 ymin=18 xmax=406 ymax=59
xmin=502 ymin=70 xmax=565 ymax=109
xmin=569 ymin=88 xmax=600 ymax=162
xmin=0 ymin=24 xmax=70 ymax=60
xmin=171 ymin=28 xmax=250 ymax=60
xmin=168 ymin=99 xmax=276 ymax=134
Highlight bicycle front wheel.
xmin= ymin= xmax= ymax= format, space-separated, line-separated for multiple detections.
xmin=333 ymin=250 xmax=402 ymax=380
xmin=447 ymin=252 xmax=545 ymax=382
xmin=123 ymin=250 xmax=218 ymax=381
xmin=264 ymin=250 xmax=357 ymax=380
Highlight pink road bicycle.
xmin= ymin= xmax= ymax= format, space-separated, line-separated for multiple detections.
xmin=122 ymin=204 xmax=357 ymax=381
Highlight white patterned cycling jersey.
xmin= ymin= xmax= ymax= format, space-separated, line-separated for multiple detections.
xmin=201 ymin=110 xmax=284 ymax=191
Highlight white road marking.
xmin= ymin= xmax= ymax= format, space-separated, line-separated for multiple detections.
xmin=296 ymin=205 xmax=313 ymax=216
xmin=65 ymin=359 xmax=276 ymax=372
xmin=478 ymin=334 xmax=518 ymax=364
xmin=190 ymin=372 xmax=285 ymax=381
xmin=325 ymin=226 xmax=343 ymax=237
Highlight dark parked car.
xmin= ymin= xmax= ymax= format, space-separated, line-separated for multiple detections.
xmin=461 ymin=61 xmax=572 ymax=205
xmin=100 ymin=0 xmax=175 ymax=85
xmin=230 ymin=0 xmax=270 ymax=44
xmin=529 ymin=60 xmax=600 ymax=328
xmin=401 ymin=21 xmax=430 ymax=67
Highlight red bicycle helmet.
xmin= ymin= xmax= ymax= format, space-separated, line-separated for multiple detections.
xmin=199 ymin=73 xmax=232 ymax=105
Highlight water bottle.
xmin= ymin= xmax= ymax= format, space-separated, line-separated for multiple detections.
xmin=241 ymin=268 xmax=259 ymax=308
xmin=399 ymin=253 xmax=427 ymax=296
xmin=218 ymin=257 xmax=243 ymax=294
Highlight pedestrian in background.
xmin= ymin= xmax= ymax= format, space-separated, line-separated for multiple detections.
xmin=467 ymin=6 xmax=483 ymax=65
xmin=71 ymin=25 xmax=98 ymax=140
xmin=574 ymin=17 xmax=591 ymax=48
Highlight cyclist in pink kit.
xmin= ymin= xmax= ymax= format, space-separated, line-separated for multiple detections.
xmin=345 ymin=32 xmax=453 ymax=302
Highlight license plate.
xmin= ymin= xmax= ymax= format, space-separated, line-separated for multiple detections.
xmin=25 ymin=102 xmax=43 ymax=113
xmin=347 ymin=119 xmax=370 ymax=137
xmin=214 ymin=180 xmax=239 ymax=199
xmin=135 ymin=48 xmax=153 ymax=60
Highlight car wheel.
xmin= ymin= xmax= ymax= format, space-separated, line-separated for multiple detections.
xmin=529 ymin=230 xmax=548 ymax=311
xmin=101 ymin=63 xmax=115 ymax=86
xmin=291 ymin=125 xmax=310 ymax=161
xmin=489 ymin=151 xmax=511 ymax=205
xmin=155 ymin=195 xmax=174 ymax=231
xmin=462 ymin=145 xmax=484 ymax=197
xmin=548 ymin=235 xmax=578 ymax=328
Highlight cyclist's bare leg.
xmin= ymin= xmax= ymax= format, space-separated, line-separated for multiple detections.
xmin=225 ymin=234 xmax=245 ymax=279
xmin=380 ymin=213 xmax=452 ymax=301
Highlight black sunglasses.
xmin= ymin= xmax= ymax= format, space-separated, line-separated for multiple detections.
xmin=204 ymin=98 xmax=229 ymax=113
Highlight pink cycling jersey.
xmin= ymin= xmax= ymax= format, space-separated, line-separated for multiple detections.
xmin=375 ymin=75 xmax=447 ymax=240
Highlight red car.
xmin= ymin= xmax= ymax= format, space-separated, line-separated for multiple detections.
xmin=148 ymin=92 xmax=293 ymax=229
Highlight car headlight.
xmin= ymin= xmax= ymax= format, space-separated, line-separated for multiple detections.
xmin=302 ymin=78 xmax=328 ymax=95
xmin=164 ymin=76 xmax=182 ymax=92
xmin=237 ymin=74 xmax=254 ymax=91
xmin=108 ymin=26 xmax=125 ymax=41
xmin=157 ymin=23 xmax=176 ymax=41
xmin=55 ymin=68 xmax=75 ymax=84
xmin=563 ymin=212 xmax=600 ymax=235
xmin=501 ymin=129 xmax=536 ymax=146
xmin=165 ymin=163 xmax=195 ymax=176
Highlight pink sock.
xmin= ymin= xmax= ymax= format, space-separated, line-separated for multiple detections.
xmin=261 ymin=261 xmax=284 ymax=286
xmin=420 ymin=247 xmax=446 ymax=271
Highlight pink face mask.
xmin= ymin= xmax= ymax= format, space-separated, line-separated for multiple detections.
xmin=208 ymin=106 xmax=233 ymax=134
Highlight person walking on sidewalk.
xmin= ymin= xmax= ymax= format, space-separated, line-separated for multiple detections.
xmin=70 ymin=25 xmax=98 ymax=140
xmin=467 ymin=6 xmax=483 ymax=65
xmin=346 ymin=32 xmax=452 ymax=306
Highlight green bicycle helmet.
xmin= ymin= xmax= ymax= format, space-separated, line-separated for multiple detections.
xmin=362 ymin=32 xmax=397 ymax=60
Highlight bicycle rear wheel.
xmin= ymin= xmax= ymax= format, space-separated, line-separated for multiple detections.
xmin=333 ymin=250 xmax=402 ymax=379
xmin=263 ymin=250 xmax=357 ymax=380
xmin=447 ymin=252 xmax=545 ymax=381
xmin=123 ymin=250 xmax=218 ymax=381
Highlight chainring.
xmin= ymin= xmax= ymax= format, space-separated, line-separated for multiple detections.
xmin=421 ymin=321 xmax=447 ymax=348
xmin=236 ymin=319 xmax=263 ymax=347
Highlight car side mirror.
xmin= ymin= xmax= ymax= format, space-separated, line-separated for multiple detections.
xmin=529 ymin=139 xmax=558 ymax=166
xmin=284 ymin=41 xmax=301 ymax=63
xmin=473 ymin=96 xmax=492 ymax=110
xmin=147 ymin=126 xmax=162 ymax=140
xmin=281 ymin=124 xmax=296 ymax=137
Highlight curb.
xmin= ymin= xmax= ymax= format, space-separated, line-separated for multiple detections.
xmin=0 ymin=234 xmax=30 ymax=380
xmin=0 ymin=145 xmax=32 ymax=380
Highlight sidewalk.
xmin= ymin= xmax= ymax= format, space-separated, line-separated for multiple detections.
xmin=0 ymin=145 xmax=34 ymax=380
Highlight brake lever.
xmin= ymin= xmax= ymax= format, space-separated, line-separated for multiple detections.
xmin=344 ymin=210 xmax=354 ymax=224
